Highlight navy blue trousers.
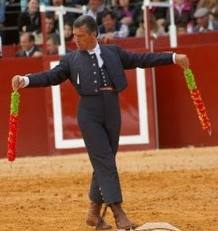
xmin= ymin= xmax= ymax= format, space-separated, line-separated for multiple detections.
xmin=78 ymin=91 xmax=122 ymax=204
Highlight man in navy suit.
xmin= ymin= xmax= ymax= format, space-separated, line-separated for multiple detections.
xmin=12 ymin=15 xmax=189 ymax=230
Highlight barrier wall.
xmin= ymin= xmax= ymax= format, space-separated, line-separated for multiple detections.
xmin=2 ymin=31 xmax=218 ymax=57
xmin=155 ymin=44 xmax=218 ymax=148
xmin=1 ymin=34 xmax=218 ymax=157
xmin=0 ymin=57 xmax=157 ymax=157
xmin=0 ymin=57 xmax=54 ymax=157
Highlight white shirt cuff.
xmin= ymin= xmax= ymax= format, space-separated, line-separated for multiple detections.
xmin=21 ymin=76 xmax=30 ymax=87
xmin=172 ymin=53 xmax=176 ymax=64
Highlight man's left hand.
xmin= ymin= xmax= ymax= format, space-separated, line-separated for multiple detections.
xmin=175 ymin=54 xmax=190 ymax=69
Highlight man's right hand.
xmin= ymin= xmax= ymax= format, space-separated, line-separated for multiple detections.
xmin=11 ymin=75 xmax=26 ymax=91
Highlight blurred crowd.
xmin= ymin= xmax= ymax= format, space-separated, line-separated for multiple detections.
xmin=0 ymin=0 xmax=218 ymax=56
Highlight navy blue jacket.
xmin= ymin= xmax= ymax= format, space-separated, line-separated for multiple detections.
xmin=28 ymin=44 xmax=174 ymax=95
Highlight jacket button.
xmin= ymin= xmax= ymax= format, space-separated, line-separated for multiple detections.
xmin=93 ymin=71 xmax=97 ymax=75
xmin=94 ymin=80 xmax=97 ymax=83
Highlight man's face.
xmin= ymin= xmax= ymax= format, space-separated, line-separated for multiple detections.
xmin=102 ymin=15 xmax=115 ymax=32
xmin=46 ymin=39 xmax=58 ymax=55
xmin=73 ymin=25 xmax=97 ymax=50
xmin=20 ymin=34 xmax=33 ymax=51
xmin=197 ymin=15 xmax=208 ymax=28
xmin=89 ymin=0 xmax=101 ymax=11
xmin=28 ymin=0 xmax=39 ymax=14
xmin=45 ymin=18 xmax=55 ymax=34
xmin=64 ymin=24 xmax=73 ymax=39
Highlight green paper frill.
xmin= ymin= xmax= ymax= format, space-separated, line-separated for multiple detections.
xmin=10 ymin=91 xmax=20 ymax=115
xmin=184 ymin=68 xmax=197 ymax=91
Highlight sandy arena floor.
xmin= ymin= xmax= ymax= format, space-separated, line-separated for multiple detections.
xmin=0 ymin=147 xmax=218 ymax=231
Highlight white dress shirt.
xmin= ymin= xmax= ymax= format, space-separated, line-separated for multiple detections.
xmin=88 ymin=43 xmax=103 ymax=68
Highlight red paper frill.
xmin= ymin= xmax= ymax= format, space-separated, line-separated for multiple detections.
xmin=190 ymin=89 xmax=212 ymax=133
xmin=7 ymin=114 xmax=18 ymax=161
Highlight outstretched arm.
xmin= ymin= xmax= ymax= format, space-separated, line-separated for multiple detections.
xmin=11 ymin=55 xmax=70 ymax=91
xmin=116 ymin=46 xmax=189 ymax=70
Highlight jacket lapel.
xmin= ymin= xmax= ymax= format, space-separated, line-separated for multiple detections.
xmin=100 ymin=45 xmax=116 ymax=75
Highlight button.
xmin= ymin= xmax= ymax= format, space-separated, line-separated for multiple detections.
xmin=93 ymin=63 xmax=96 ymax=66
xmin=95 ymin=89 xmax=98 ymax=92
xmin=91 ymin=55 xmax=95 ymax=59
xmin=94 ymin=80 xmax=97 ymax=83
xmin=104 ymin=83 xmax=107 ymax=86
xmin=93 ymin=71 xmax=97 ymax=75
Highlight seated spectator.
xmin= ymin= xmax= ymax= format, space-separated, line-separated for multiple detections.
xmin=51 ymin=0 xmax=79 ymax=23
xmin=196 ymin=0 xmax=217 ymax=12
xmin=46 ymin=33 xmax=71 ymax=54
xmin=177 ymin=22 xmax=187 ymax=34
xmin=113 ymin=0 xmax=138 ymax=36
xmin=135 ymin=14 xmax=166 ymax=38
xmin=86 ymin=0 xmax=105 ymax=25
xmin=98 ymin=10 xmax=129 ymax=43
xmin=196 ymin=1 xmax=218 ymax=26
xmin=64 ymin=21 xmax=74 ymax=42
xmin=150 ymin=0 xmax=167 ymax=34
xmin=20 ymin=0 xmax=50 ymax=12
xmin=211 ymin=4 xmax=218 ymax=23
xmin=150 ymin=0 xmax=167 ymax=22
xmin=45 ymin=13 xmax=58 ymax=32
xmin=35 ymin=13 xmax=59 ymax=44
xmin=18 ymin=0 xmax=41 ymax=34
xmin=193 ymin=7 xmax=218 ymax=32
xmin=166 ymin=0 xmax=193 ymax=30
xmin=0 ymin=0 xmax=5 ymax=27
xmin=16 ymin=32 xmax=43 ymax=57
xmin=46 ymin=33 xmax=59 ymax=55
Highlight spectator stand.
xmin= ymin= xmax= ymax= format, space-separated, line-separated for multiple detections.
xmin=2 ymin=0 xmax=20 ymax=45
xmin=39 ymin=4 xmax=86 ymax=55
xmin=142 ymin=0 xmax=177 ymax=50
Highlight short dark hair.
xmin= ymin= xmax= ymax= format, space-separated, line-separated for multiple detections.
xmin=45 ymin=12 xmax=56 ymax=22
xmin=47 ymin=33 xmax=60 ymax=45
xmin=102 ymin=10 xmax=117 ymax=20
xmin=73 ymin=15 xmax=98 ymax=34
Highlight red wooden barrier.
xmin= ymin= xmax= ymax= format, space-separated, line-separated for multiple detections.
xmin=0 ymin=57 xmax=57 ymax=157
xmin=1 ymin=33 xmax=218 ymax=157
xmin=155 ymin=43 xmax=218 ymax=148
xmin=0 ymin=56 xmax=156 ymax=157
